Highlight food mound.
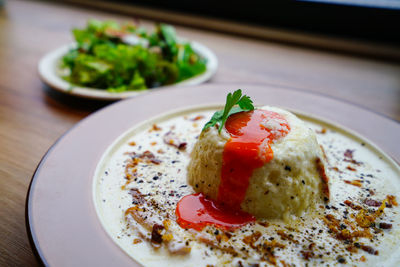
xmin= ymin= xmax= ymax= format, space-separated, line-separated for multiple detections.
xmin=187 ymin=106 xmax=329 ymax=221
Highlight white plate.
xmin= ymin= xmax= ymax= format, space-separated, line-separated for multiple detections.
xmin=38 ymin=42 xmax=218 ymax=100
xmin=26 ymin=85 xmax=400 ymax=266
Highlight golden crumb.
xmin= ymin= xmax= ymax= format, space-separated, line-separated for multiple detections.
xmin=133 ymin=238 xmax=142 ymax=244
xmin=344 ymin=180 xmax=362 ymax=187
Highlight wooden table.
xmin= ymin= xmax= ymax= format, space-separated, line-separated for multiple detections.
xmin=0 ymin=0 xmax=399 ymax=266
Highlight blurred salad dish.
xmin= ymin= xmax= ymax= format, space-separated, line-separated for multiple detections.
xmin=62 ymin=20 xmax=207 ymax=91
xmin=38 ymin=20 xmax=217 ymax=100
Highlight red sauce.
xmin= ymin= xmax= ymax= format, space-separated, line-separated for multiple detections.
xmin=176 ymin=109 xmax=290 ymax=230
xmin=176 ymin=193 xmax=255 ymax=231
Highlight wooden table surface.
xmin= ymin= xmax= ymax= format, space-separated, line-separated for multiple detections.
xmin=0 ymin=0 xmax=399 ymax=266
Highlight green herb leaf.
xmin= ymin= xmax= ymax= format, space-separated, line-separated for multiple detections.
xmin=202 ymin=89 xmax=254 ymax=133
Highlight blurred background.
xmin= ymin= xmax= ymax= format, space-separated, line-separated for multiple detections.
xmin=54 ymin=0 xmax=400 ymax=59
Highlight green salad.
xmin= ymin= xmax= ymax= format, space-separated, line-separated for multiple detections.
xmin=61 ymin=20 xmax=207 ymax=92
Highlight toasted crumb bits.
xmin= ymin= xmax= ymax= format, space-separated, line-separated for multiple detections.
xmin=378 ymin=222 xmax=392 ymax=229
xmin=346 ymin=166 xmax=357 ymax=171
xmin=163 ymin=131 xmax=187 ymax=150
xmin=361 ymin=245 xmax=378 ymax=255
xmin=258 ymin=221 xmax=269 ymax=228
xmin=344 ymin=180 xmax=362 ymax=187
xmin=151 ymin=224 xmax=165 ymax=245
xmin=364 ymin=199 xmax=382 ymax=207
xmin=150 ymin=124 xmax=162 ymax=132
xmin=189 ymin=115 xmax=205 ymax=121
xmin=343 ymin=200 xmax=362 ymax=210
xmin=133 ymin=238 xmax=142 ymax=244
xmin=301 ymin=250 xmax=314 ymax=260
xmin=387 ymin=195 xmax=398 ymax=206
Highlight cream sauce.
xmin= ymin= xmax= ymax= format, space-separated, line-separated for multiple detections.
xmin=93 ymin=106 xmax=400 ymax=267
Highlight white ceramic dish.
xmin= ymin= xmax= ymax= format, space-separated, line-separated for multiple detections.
xmin=26 ymin=85 xmax=400 ymax=266
xmin=38 ymin=42 xmax=218 ymax=100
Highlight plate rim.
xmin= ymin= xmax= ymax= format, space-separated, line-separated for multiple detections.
xmin=37 ymin=41 xmax=218 ymax=100
xmin=26 ymin=84 xmax=400 ymax=266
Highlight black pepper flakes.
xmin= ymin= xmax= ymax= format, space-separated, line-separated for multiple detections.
xmin=337 ymin=256 xmax=346 ymax=264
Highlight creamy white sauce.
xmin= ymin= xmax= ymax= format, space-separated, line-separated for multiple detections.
xmin=93 ymin=106 xmax=400 ymax=266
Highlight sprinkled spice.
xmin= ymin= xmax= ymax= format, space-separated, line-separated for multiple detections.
xmin=107 ymin=109 xmax=398 ymax=266
xmin=364 ymin=198 xmax=382 ymax=207
xmin=133 ymin=238 xmax=142 ymax=244
xmin=150 ymin=124 xmax=162 ymax=132
xmin=189 ymin=115 xmax=205 ymax=121
xmin=344 ymin=180 xmax=362 ymax=187
xmin=163 ymin=131 xmax=187 ymax=150
xmin=361 ymin=245 xmax=378 ymax=255
xmin=337 ymin=256 xmax=346 ymax=263
xmin=151 ymin=224 xmax=164 ymax=244
xmin=343 ymin=149 xmax=361 ymax=165
xmin=379 ymin=222 xmax=392 ymax=229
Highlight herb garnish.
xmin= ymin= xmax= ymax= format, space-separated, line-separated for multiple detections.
xmin=202 ymin=89 xmax=254 ymax=133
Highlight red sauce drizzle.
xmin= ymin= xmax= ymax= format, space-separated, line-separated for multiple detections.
xmin=176 ymin=193 xmax=255 ymax=231
xmin=176 ymin=110 xmax=290 ymax=230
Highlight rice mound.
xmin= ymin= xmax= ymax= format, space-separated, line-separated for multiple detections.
xmin=187 ymin=106 xmax=328 ymax=220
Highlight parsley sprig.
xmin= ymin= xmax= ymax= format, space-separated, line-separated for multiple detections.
xmin=202 ymin=89 xmax=254 ymax=133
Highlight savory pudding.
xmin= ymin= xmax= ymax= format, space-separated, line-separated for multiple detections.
xmin=187 ymin=106 xmax=329 ymax=221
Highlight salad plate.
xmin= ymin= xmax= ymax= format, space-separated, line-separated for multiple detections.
xmin=38 ymin=41 xmax=217 ymax=100
xmin=26 ymin=84 xmax=400 ymax=266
